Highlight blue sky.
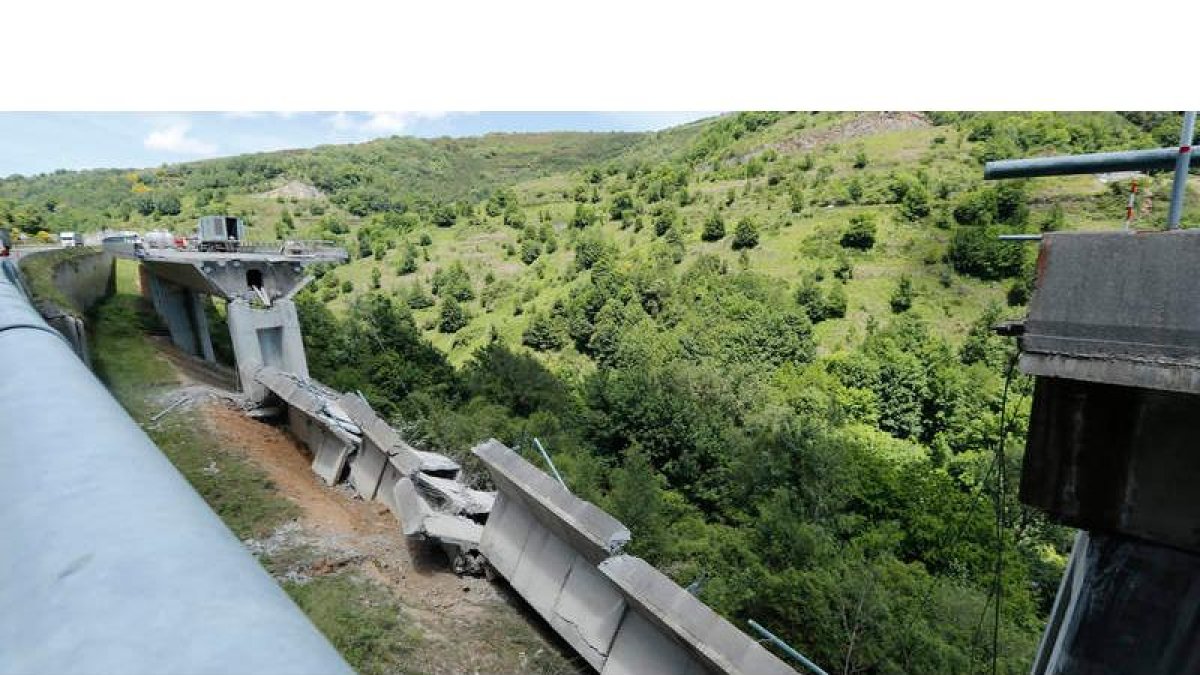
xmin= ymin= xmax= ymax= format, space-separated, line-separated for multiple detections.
xmin=0 ymin=112 xmax=713 ymax=178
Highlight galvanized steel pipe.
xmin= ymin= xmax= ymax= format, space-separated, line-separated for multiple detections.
xmin=0 ymin=261 xmax=351 ymax=675
xmin=984 ymin=146 xmax=1199 ymax=180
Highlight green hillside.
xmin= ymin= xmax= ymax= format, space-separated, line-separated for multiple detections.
xmin=6 ymin=111 xmax=1198 ymax=673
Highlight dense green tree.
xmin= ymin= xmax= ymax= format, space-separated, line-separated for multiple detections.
xmin=840 ymin=213 xmax=877 ymax=250
xmin=948 ymin=226 xmax=1025 ymax=279
xmin=438 ymin=296 xmax=469 ymax=333
xmin=521 ymin=312 xmax=567 ymax=352
xmin=701 ymin=211 xmax=726 ymax=241
xmin=731 ymin=217 xmax=759 ymax=250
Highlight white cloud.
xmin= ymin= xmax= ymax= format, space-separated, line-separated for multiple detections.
xmin=363 ymin=112 xmax=413 ymax=133
xmin=143 ymin=123 xmax=217 ymax=155
xmin=327 ymin=111 xmax=449 ymax=136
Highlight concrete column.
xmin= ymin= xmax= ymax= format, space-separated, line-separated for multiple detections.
xmin=226 ymin=299 xmax=310 ymax=402
xmin=189 ymin=291 xmax=215 ymax=363
xmin=146 ymin=274 xmax=198 ymax=356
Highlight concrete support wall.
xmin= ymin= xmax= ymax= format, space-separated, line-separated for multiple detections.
xmin=227 ymin=299 xmax=309 ymax=401
xmin=18 ymin=249 xmax=115 ymax=365
xmin=473 ymin=440 xmax=796 ymax=675
xmin=54 ymin=250 xmax=115 ymax=311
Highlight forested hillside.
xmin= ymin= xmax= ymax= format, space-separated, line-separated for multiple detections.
xmin=7 ymin=111 xmax=1197 ymax=673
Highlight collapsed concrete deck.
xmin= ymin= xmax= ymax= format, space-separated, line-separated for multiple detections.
xmin=248 ymin=367 xmax=798 ymax=674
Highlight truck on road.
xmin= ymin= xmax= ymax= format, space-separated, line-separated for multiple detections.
xmin=58 ymin=232 xmax=81 ymax=247
xmin=196 ymin=216 xmax=245 ymax=252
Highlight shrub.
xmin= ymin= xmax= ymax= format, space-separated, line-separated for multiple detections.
xmin=431 ymin=262 xmax=474 ymax=300
xmin=833 ymin=253 xmax=854 ymax=280
xmin=701 ymin=211 xmax=726 ymax=241
xmin=731 ymin=217 xmax=759 ymax=250
xmin=405 ymin=283 xmax=434 ymax=309
xmin=396 ymin=247 xmax=418 ymax=275
xmin=1040 ymin=203 xmax=1065 ymax=232
xmin=432 ymin=203 xmax=457 ymax=228
xmin=521 ymin=312 xmax=566 ymax=351
xmin=520 ymin=239 xmax=541 ymax=265
xmin=503 ymin=205 xmax=527 ymax=229
xmin=571 ymin=204 xmax=598 ymax=228
xmin=840 ymin=213 xmax=877 ymax=250
xmin=890 ymin=275 xmax=915 ymax=313
xmin=948 ymin=226 xmax=1025 ymax=279
xmin=899 ymin=182 xmax=932 ymax=221
xmin=438 ymin=297 xmax=469 ymax=333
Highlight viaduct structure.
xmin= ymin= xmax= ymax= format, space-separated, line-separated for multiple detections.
xmin=985 ymin=132 xmax=1200 ymax=675
xmin=5 ymin=246 xmax=802 ymax=674
xmin=130 ymin=246 xmax=345 ymax=400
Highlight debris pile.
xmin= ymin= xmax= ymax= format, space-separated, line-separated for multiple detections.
xmin=252 ymin=366 xmax=494 ymax=575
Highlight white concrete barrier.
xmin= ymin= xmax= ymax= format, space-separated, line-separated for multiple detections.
xmin=473 ymin=439 xmax=798 ymax=675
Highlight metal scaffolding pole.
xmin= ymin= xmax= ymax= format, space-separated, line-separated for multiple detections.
xmin=1167 ymin=112 xmax=1197 ymax=230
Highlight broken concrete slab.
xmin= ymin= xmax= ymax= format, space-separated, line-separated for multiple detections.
xmin=338 ymin=392 xmax=459 ymax=476
xmin=599 ymin=555 xmax=796 ymax=675
xmin=348 ymin=438 xmax=388 ymax=501
xmin=478 ymin=491 xmax=535 ymax=578
xmin=286 ymin=405 xmax=356 ymax=486
xmin=423 ymin=514 xmax=484 ymax=549
xmin=256 ymin=367 xmax=324 ymax=413
xmin=413 ymin=472 xmax=495 ymax=515
xmin=473 ymin=439 xmax=629 ymax=564
xmin=393 ymin=477 xmax=432 ymax=537
xmin=550 ymin=555 xmax=628 ymax=671
xmin=601 ymin=609 xmax=709 ymax=675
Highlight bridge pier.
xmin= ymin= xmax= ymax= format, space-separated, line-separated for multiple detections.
xmin=227 ymin=299 xmax=309 ymax=401
xmin=145 ymin=273 xmax=214 ymax=361
xmin=133 ymin=247 xmax=345 ymax=400
xmin=1014 ymin=230 xmax=1200 ymax=674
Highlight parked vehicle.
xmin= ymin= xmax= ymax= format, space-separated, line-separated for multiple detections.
xmin=101 ymin=231 xmax=142 ymax=258
xmin=58 ymin=232 xmax=81 ymax=247
xmin=144 ymin=230 xmax=175 ymax=249
xmin=196 ymin=216 xmax=245 ymax=252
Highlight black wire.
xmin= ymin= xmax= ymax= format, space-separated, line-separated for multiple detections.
xmin=992 ymin=353 xmax=1016 ymax=675
xmin=965 ymin=352 xmax=1020 ymax=673
xmin=901 ymin=350 xmax=1021 ymax=669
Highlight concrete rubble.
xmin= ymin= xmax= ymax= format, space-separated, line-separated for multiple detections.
xmin=245 ymin=367 xmax=797 ymax=673
xmin=253 ymin=366 xmax=490 ymax=573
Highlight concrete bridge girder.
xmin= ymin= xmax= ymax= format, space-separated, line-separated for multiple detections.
xmin=142 ymin=258 xmax=307 ymax=303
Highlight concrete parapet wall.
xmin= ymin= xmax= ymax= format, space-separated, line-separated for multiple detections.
xmin=600 ymin=556 xmax=796 ymax=675
xmin=18 ymin=248 xmax=115 ymax=365
xmin=474 ymin=438 xmax=629 ymax=564
xmin=473 ymin=439 xmax=797 ymax=675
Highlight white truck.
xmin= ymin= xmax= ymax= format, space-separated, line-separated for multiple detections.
xmin=58 ymin=232 xmax=80 ymax=247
